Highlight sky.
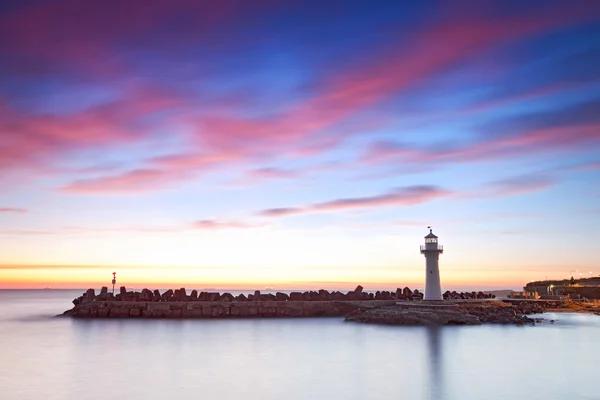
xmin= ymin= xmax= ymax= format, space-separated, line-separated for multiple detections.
xmin=1 ymin=0 xmax=599 ymax=290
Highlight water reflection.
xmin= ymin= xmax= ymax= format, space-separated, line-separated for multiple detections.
xmin=426 ymin=327 xmax=444 ymax=400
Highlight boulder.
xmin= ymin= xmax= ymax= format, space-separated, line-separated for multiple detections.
xmin=276 ymin=292 xmax=289 ymax=301
xmin=140 ymin=289 xmax=153 ymax=301
xmin=207 ymin=292 xmax=221 ymax=302
xmin=221 ymin=292 xmax=234 ymax=302
xmin=162 ymin=289 xmax=174 ymax=301
xmin=173 ymin=289 xmax=187 ymax=301
xmin=354 ymin=285 xmax=364 ymax=293
xmin=82 ymin=289 xmax=95 ymax=303
xmin=289 ymin=292 xmax=303 ymax=301
xmin=119 ymin=286 xmax=127 ymax=296
xmin=100 ymin=287 xmax=108 ymax=295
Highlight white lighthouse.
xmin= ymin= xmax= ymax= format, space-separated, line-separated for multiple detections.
xmin=420 ymin=227 xmax=444 ymax=301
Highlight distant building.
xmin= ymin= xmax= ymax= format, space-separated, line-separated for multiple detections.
xmin=508 ymin=291 xmax=539 ymax=300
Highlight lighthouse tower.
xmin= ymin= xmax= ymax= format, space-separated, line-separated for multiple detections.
xmin=420 ymin=227 xmax=444 ymax=301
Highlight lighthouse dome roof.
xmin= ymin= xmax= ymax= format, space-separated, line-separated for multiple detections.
xmin=425 ymin=229 xmax=437 ymax=238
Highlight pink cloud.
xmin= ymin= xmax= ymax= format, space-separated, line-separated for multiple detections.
xmin=0 ymin=219 xmax=266 ymax=236
xmin=463 ymin=175 xmax=557 ymax=199
xmin=60 ymin=169 xmax=192 ymax=194
xmin=258 ymin=207 xmax=305 ymax=217
xmin=363 ymin=123 xmax=600 ymax=166
xmin=185 ymin=3 xmax=600 ymax=155
xmin=3 ymin=1 xmax=598 ymax=195
xmin=258 ymin=185 xmax=450 ymax=217
xmin=0 ymin=207 xmax=27 ymax=213
xmin=148 ymin=3 xmax=600 ymax=165
xmin=192 ymin=219 xmax=267 ymax=230
xmin=578 ymin=161 xmax=600 ymax=171
xmin=0 ymin=229 xmax=54 ymax=236
xmin=487 ymin=175 xmax=557 ymax=197
xmin=247 ymin=167 xmax=299 ymax=180
xmin=0 ymin=86 xmax=187 ymax=174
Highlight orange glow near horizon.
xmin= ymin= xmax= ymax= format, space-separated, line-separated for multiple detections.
xmin=0 ymin=263 xmax=568 ymax=291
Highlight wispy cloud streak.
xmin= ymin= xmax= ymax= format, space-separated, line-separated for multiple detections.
xmin=0 ymin=207 xmax=27 ymax=213
xmin=258 ymin=185 xmax=449 ymax=217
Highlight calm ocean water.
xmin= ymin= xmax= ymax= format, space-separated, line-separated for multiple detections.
xmin=0 ymin=290 xmax=599 ymax=400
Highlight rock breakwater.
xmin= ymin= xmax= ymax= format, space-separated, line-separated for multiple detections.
xmin=62 ymin=285 xmax=562 ymax=325
xmin=63 ymin=285 xmax=400 ymax=318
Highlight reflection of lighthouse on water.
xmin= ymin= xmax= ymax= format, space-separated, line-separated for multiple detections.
xmin=425 ymin=327 xmax=444 ymax=400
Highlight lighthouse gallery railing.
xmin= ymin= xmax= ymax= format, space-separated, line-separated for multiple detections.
xmin=420 ymin=245 xmax=443 ymax=252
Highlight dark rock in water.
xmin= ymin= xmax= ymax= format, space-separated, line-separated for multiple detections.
xmin=345 ymin=306 xmax=482 ymax=326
